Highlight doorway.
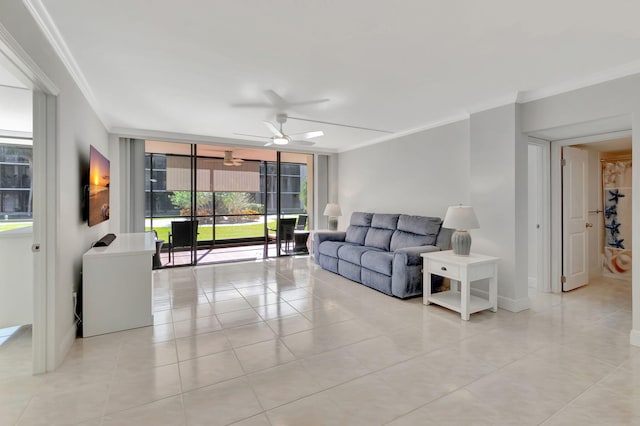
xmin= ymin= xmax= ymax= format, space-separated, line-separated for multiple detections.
xmin=0 ymin=78 xmax=34 ymax=378
xmin=528 ymin=125 xmax=633 ymax=294
xmin=0 ymin=34 xmax=57 ymax=374
xmin=562 ymin=138 xmax=633 ymax=291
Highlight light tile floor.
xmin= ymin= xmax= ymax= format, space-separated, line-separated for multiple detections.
xmin=1 ymin=257 xmax=639 ymax=425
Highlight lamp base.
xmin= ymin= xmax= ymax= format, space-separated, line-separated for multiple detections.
xmin=451 ymin=229 xmax=471 ymax=256
xmin=328 ymin=217 xmax=338 ymax=231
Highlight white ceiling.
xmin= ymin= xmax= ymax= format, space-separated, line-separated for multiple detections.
xmin=36 ymin=0 xmax=640 ymax=152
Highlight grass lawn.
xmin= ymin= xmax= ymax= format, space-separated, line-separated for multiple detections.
xmin=0 ymin=222 xmax=32 ymax=233
xmin=148 ymin=220 xmax=278 ymax=242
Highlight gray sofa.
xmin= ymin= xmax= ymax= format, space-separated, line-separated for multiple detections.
xmin=314 ymin=212 xmax=452 ymax=298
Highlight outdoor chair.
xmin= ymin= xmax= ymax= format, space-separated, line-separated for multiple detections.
xmin=269 ymin=218 xmax=296 ymax=253
xmin=295 ymin=214 xmax=308 ymax=230
xmin=168 ymin=220 xmax=199 ymax=264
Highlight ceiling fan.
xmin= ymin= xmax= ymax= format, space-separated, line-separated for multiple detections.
xmin=235 ymin=113 xmax=324 ymax=147
xmin=231 ymin=89 xmax=330 ymax=111
xmin=223 ymin=150 xmax=244 ymax=166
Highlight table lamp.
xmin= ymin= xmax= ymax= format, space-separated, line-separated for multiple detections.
xmin=323 ymin=203 xmax=342 ymax=231
xmin=442 ymin=205 xmax=479 ymax=256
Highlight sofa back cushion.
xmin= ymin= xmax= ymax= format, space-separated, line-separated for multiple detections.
xmin=390 ymin=215 xmax=442 ymax=251
xmin=371 ymin=214 xmax=400 ymax=230
xmin=364 ymin=214 xmax=399 ymax=251
xmin=345 ymin=212 xmax=373 ymax=245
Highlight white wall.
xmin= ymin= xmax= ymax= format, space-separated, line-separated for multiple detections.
xmin=0 ymin=85 xmax=31 ymax=132
xmin=0 ymin=1 xmax=110 ymax=367
xmin=337 ymin=120 xmax=470 ymax=227
xmin=470 ymin=104 xmax=529 ymax=310
xmin=0 ymin=228 xmax=33 ymax=328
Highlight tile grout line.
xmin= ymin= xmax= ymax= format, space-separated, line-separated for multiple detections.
xmin=537 ymin=362 xmax=631 ymax=425
xmin=169 ymin=270 xmax=190 ymax=426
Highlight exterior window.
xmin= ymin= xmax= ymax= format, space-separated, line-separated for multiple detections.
xmin=0 ymin=139 xmax=33 ymax=233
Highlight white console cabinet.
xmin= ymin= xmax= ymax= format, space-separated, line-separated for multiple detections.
xmin=82 ymin=232 xmax=155 ymax=337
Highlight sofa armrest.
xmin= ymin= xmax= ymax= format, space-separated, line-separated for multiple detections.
xmin=435 ymin=227 xmax=453 ymax=251
xmin=313 ymin=231 xmax=346 ymax=260
xmin=393 ymin=245 xmax=440 ymax=266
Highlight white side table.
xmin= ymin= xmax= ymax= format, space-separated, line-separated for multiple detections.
xmin=421 ymin=250 xmax=499 ymax=320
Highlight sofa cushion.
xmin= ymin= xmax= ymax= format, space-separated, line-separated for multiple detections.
xmin=319 ymin=241 xmax=352 ymax=258
xmin=350 ymin=212 xmax=374 ymax=227
xmin=390 ymin=215 xmax=441 ymax=251
xmin=365 ymin=227 xmax=394 ymax=251
xmin=371 ymin=214 xmax=400 ymax=230
xmin=397 ymin=214 xmax=441 ymax=236
xmin=361 ymin=251 xmax=394 ymax=276
xmin=338 ymin=245 xmax=381 ymax=266
xmin=345 ymin=225 xmax=369 ymax=245
xmin=345 ymin=212 xmax=374 ymax=245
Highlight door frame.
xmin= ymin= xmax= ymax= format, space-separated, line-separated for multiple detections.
xmin=546 ymin=130 xmax=632 ymax=293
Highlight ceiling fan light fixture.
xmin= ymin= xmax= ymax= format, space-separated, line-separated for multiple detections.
xmin=223 ymin=150 xmax=241 ymax=166
xmin=273 ymin=136 xmax=289 ymax=145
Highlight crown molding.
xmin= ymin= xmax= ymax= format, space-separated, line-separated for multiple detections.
xmin=338 ymin=113 xmax=469 ymax=153
xmin=22 ymin=0 xmax=109 ymax=129
xmin=0 ymin=20 xmax=58 ymax=94
xmin=465 ymin=92 xmax=520 ymax=115
xmin=518 ymin=59 xmax=640 ymax=103
xmin=110 ymin=127 xmax=339 ymax=154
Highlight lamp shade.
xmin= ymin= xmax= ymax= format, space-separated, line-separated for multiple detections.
xmin=323 ymin=203 xmax=342 ymax=217
xmin=443 ymin=205 xmax=479 ymax=230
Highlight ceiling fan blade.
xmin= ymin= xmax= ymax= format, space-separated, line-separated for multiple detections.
xmin=230 ymin=102 xmax=274 ymax=108
xmin=263 ymin=90 xmax=287 ymax=108
xmin=288 ymin=130 xmax=324 ymax=139
xmin=291 ymin=140 xmax=316 ymax=146
xmin=287 ymin=116 xmax=393 ymax=134
xmin=234 ymin=133 xmax=272 ymax=139
xmin=287 ymin=98 xmax=330 ymax=107
xmin=264 ymin=141 xmax=274 ymax=147
xmin=263 ymin=121 xmax=283 ymax=137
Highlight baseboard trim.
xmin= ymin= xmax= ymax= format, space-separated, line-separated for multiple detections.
xmin=630 ymin=329 xmax=640 ymax=347
xmin=470 ymin=288 xmax=530 ymax=312
xmin=54 ymin=322 xmax=77 ymax=370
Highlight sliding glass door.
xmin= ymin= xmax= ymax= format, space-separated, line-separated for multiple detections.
xmin=268 ymin=152 xmax=313 ymax=257
xmin=144 ymin=140 xmax=312 ymax=266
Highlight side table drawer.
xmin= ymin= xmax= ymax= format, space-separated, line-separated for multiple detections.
xmin=428 ymin=260 xmax=460 ymax=280
xmin=469 ymin=263 xmax=495 ymax=281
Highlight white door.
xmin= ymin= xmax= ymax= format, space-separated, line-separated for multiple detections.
xmin=528 ymin=144 xmax=541 ymax=289
xmin=562 ymin=147 xmax=589 ymax=291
